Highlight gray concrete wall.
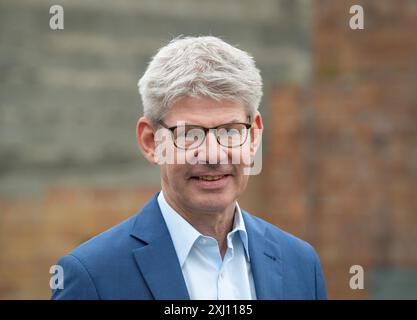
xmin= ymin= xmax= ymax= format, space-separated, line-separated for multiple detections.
xmin=0 ymin=0 xmax=311 ymax=198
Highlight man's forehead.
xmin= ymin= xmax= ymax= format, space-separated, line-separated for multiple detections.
xmin=166 ymin=114 xmax=247 ymax=127
xmin=164 ymin=97 xmax=247 ymax=125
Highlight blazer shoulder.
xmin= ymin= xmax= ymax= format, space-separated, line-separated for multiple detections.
xmin=62 ymin=213 xmax=141 ymax=270
xmin=243 ymin=210 xmax=327 ymax=299
xmin=243 ymin=211 xmax=318 ymax=261
xmin=51 ymin=253 xmax=100 ymax=299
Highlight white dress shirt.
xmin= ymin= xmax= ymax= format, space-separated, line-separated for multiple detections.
xmin=157 ymin=191 xmax=257 ymax=300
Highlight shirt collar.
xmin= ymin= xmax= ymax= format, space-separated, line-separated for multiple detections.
xmin=231 ymin=201 xmax=250 ymax=261
xmin=157 ymin=191 xmax=250 ymax=267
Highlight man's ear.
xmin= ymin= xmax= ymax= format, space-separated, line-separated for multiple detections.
xmin=250 ymin=111 xmax=263 ymax=157
xmin=136 ymin=117 xmax=157 ymax=164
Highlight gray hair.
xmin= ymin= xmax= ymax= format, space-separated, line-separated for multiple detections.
xmin=137 ymin=36 xmax=263 ymax=122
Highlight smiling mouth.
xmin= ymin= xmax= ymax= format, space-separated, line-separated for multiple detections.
xmin=191 ymin=174 xmax=230 ymax=181
xmin=189 ymin=174 xmax=231 ymax=189
xmin=197 ymin=175 xmax=226 ymax=181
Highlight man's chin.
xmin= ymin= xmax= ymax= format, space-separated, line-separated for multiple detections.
xmin=188 ymin=194 xmax=234 ymax=214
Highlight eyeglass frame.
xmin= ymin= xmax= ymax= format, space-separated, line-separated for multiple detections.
xmin=157 ymin=117 xmax=253 ymax=150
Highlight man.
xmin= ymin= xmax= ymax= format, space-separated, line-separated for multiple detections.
xmin=52 ymin=36 xmax=327 ymax=300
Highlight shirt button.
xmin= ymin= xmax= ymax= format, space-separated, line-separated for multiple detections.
xmin=199 ymin=238 xmax=207 ymax=245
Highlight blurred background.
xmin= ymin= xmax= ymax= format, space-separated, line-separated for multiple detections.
xmin=0 ymin=0 xmax=416 ymax=299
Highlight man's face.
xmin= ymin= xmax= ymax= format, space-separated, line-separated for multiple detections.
xmin=156 ymin=96 xmax=260 ymax=215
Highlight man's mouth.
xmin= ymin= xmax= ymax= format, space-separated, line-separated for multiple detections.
xmin=197 ymin=175 xmax=226 ymax=181
xmin=189 ymin=174 xmax=232 ymax=189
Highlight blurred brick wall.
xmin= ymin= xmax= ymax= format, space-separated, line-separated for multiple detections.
xmin=1 ymin=0 xmax=416 ymax=300
xmin=0 ymin=0 xmax=310 ymax=299
xmin=0 ymin=186 xmax=158 ymax=299
xmin=0 ymin=0 xmax=310 ymax=199
xmin=259 ymin=0 xmax=417 ymax=298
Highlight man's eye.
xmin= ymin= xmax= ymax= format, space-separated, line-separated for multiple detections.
xmin=185 ymin=127 xmax=204 ymax=137
xmin=186 ymin=130 xmax=203 ymax=140
xmin=229 ymin=128 xmax=241 ymax=135
xmin=219 ymin=127 xmax=241 ymax=136
xmin=175 ymin=126 xmax=198 ymax=136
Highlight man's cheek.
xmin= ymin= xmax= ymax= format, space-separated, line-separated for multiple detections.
xmin=229 ymin=145 xmax=252 ymax=166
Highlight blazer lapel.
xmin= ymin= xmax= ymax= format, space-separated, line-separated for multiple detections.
xmin=243 ymin=211 xmax=283 ymax=299
xmin=130 ymin=193 xmax=190 ymax=300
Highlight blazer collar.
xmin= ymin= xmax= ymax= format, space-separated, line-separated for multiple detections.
xmin=242 ymin=210 xmax=284 ymax=299
xmin=129 ymin=192 xmax=190 ymax=300
xmin=129 ymin=193 xmax=283 ymax=300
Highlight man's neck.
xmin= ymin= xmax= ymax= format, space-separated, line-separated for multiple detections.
xmin=162 ymin=191 xmax=236 ymax=259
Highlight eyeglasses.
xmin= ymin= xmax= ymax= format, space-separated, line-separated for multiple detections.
xmin=157 ymin=119 xmax=252 ymax=150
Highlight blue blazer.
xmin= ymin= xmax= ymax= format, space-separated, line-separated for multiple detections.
xmin=51 ymin=193 xmax=327 ymax=300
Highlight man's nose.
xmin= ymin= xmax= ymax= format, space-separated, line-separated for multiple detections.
xmin=195 ymin=130 xmax=228 ymax=164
